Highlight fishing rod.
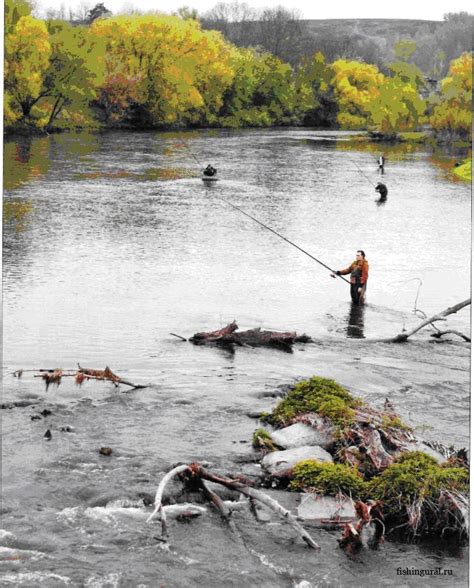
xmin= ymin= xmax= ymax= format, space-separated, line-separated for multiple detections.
xmin=181 ymin=139 xmax=350 ymax=284
xmin=345 ymin=153 xmax=378 ymax=188
xmin=212 ymin=193 xmax=351 ymax=284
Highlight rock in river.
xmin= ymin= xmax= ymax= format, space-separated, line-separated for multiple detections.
xmin=262 ymin=445 xmax=333 ymax=477
xmin=269 ymin=422 xmax=334 ymax=450
xmin=297 ymin=494 xmax=356 ymax=524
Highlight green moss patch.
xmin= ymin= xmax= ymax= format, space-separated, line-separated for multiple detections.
xmin=369 ymin=451 xmax=468 ymax=509
xmin=397 ymin=131 xmax=429 ymax=143
xmin=252 ymin=428 xmax=277 ymax=452
xmin=453 ymin=159 xmax=472 ymax=182
xmin=267 ymin=376 xmax=359 ymax=428
xmin=290 ymin=460 xmax=367 ymax=497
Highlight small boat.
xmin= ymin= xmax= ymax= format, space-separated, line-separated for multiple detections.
xmin=202 ymin=175 xmax=218 ymax=182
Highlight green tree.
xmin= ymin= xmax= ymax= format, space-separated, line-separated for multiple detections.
xmin=40 ymin=22 xmax=104 ymax=129
xmin=295 ymin=52 xmax=337 ymax=127
xmin=218 ymin=47 xmax=296 ymax=127
xmin=4 ymin=0 xmax=32 ymax=34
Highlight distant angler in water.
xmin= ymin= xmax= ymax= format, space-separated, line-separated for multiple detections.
xmin=375 ymin=182 xmax=388 ymax=201
xmin=203 ymin=164 xmax=217 ymax=177
xmin=331 ymin=250 xmax=369 ymax=305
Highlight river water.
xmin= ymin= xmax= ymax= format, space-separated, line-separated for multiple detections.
xmin=2 ymin=129 xmax=471 ymax=587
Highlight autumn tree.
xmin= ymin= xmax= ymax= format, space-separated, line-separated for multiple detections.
xmin=331 ymin=57 xmax=426 ymax=134
xmin=429 ymin=52 xmax=472 ymax=141
xmin=330 ymin=59 xmax=383 ymax=129
xmin=4 ymin=15 xmax=52 ymax=121
xmin=91 ymin=15 xmax=234 ymax=127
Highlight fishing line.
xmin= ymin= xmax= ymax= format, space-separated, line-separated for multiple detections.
xmin=176 ymin=140 xmax=204 ymax=169
xmin=344 ymin=153 xmax=378 ymax=188
xmin=180 ymin=139 xmax=350 ymax=284
xmin=212 ymin=193 xmax=351 ymax=284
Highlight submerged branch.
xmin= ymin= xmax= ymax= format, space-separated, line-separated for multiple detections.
xmin=147 ymin=463 xmax=320 ymax=549
xmin=196 ymin=466 xmax=320 ymax=549
xmin=430 ymin=329 xmax=471 ymax=342
xmin=366 ymin=299 xmax=471 ymax=343
xmin=147 ymin=464 xmax=191 ymax=536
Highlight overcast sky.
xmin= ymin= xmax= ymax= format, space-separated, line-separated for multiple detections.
xmin=34 ymin=0 xmax=473 ymax=20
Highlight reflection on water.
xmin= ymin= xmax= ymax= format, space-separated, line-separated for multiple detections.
xmin=3 ymin=137 xmax=50 ymax=190
xmin=3 ymin=198 xmax=34 ymax=232
xmin=346 ymin=303 xmax=365 ymax=338
xmin=75 ymin=167 xmax=197 ymax=181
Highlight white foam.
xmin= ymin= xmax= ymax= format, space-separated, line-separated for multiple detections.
xmin=0 ymin=571 xmax=71 ymax=585
xmin=0 ymin=546 xmax=46 ymax=562
xmin=84 ymin=572 xmax=121 ymax=587
xmin=56 ymin=506 xmax=81 ymax=524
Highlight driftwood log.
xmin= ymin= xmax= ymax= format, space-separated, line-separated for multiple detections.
xmin=190 ymin=321 xmax=312 ymax=350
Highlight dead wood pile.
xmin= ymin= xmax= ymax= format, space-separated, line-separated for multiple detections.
xmin=190 ymin=321 xmax=312 ymax=349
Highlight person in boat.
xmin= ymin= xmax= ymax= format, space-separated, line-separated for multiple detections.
xmin=331 ymin=250 xmax=369 ymax=305
xmin=203 ymin=164 xmax=217 ymax=177
xmin=378 ymin=155 xmax=385 ymax=169
xmin=375 ymin=182 xmax=388 ymax=201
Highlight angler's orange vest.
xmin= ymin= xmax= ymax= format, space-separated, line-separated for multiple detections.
xmin=339 ymin=259 xmax=369 ymax=285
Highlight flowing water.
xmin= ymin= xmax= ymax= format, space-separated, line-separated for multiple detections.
xmin=2 ymin=129 xmax=471 ymax=587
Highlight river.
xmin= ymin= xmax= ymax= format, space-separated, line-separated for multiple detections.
xmin=2 ymin=129 xmax=471 ymax=587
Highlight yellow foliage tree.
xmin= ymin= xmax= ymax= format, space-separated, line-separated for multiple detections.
xmin=91 ymin=15 xmax=234 ymax=126
xmin=331 ymin=59 xmax=383 ymax=129
xmin=429 ymin=52 xmax=472 ymax=140
xmin=4 ymin=16 xmax=52 ymax=121
xmin=332 ymin=58 xmax=426 ymax=134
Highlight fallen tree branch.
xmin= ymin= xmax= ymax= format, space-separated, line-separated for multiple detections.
xmin=430 ymin=329 xmax=471 ymax=342
xmin=169 ymin=333 xmax=187 ymax=342
xmin=338 ymin=501 xmax=385 ymax=554
xmin=147 ymin=463 xmax=320 ymax=549
xmin=147 ymin=464 xmax=190 ymax=536
xmin=25 ymin=365 xmax=147 ymax=390
xmin=196 ymin=466 xmax=320 ymax=549
xmin=190 ymin=322 xmax=312 ymax=350
xmin=77 ymin=365 xmax=146 ymax=389
xmin=385 ymin=299 xmax=470 ymax=343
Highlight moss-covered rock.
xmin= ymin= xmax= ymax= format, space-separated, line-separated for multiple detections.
xmin=267 ymin=376 xmax=360 ymax=428
xmin=368 ymin=451 xmax=468 ymax=509
xmin=290 ymin=459 xmax=367 ymax=497
xmin=252 ymin=428 xmax=277 ymax=452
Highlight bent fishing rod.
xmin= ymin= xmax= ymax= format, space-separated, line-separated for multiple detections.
xmin=179 ymin=139 xmax=351 ymax=284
